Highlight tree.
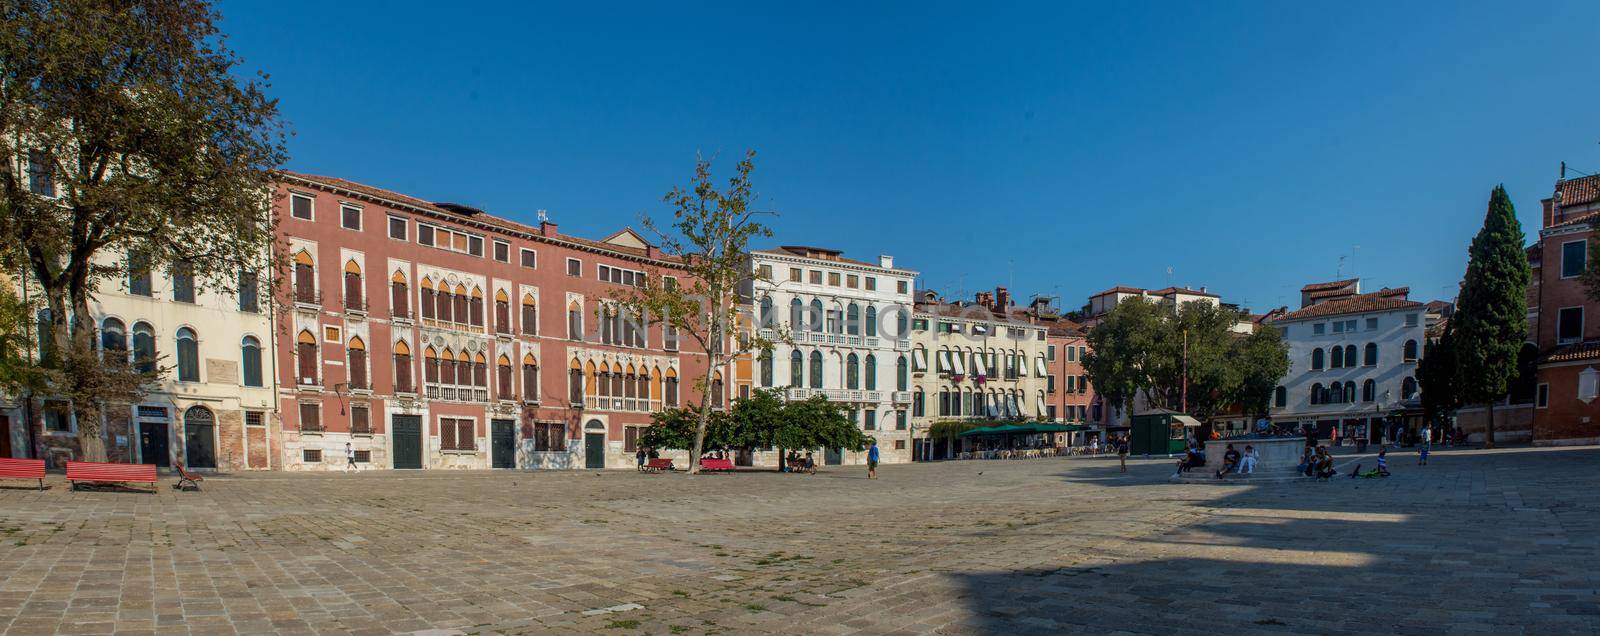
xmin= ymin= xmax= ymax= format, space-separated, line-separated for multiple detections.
xmin=1451 ymin=185 xmax=1530 ymax=449
xmin=780 ymin=394 xmax=873 ymax=457
xmin=0 ymin=0 xmax=287 ymax=460
xmin=1418 ymin=323 xmax=1461 ymax=427
xmin=613 ymin=151 xmax=773 ymax=473
xmin=641 ymin=391 xmax=871 ymax=470
xmin=640 ymin=407 xmax=734 ymax=452
xmin=1084 ymin=298 xmax=1287 ymax=425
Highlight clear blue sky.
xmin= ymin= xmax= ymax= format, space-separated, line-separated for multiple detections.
xmin=219 ymin=0 xmax=1600 ymax=314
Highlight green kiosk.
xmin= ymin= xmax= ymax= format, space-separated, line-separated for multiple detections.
xmin=1128 ymin=409 xmax=1202 ymax=456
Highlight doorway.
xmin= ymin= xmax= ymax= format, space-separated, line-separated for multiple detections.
xmin=138 ymin=420 xmax=169 ymax=468
xmin=392 ymin=415 xmax=422 ymax=469
xmin=584 ymin=419 xmax=606 ymax=469
xmin=0 ymin=414 xmax=10 ymax=458
xmin=182 ymin=406 xmax=216 ymax=469
xmin=491 ymin=419 xmax=516 ymax=469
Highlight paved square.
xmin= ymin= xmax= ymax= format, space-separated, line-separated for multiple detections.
xmin=1 ymin=447 xmax=1597 ymax=635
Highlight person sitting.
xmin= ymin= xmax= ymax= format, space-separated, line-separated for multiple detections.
xmin=1215 ymin=444 xmax=1241 ymax=479
xmin=1298 ymin=446 xmax=1315 ymax=477
xmin=1314 ymin=447 xmax=1337 ymax=480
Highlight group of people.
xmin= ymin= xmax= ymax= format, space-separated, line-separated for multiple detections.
xmin=1297 ymin=446 xmax=1338 ymax=479
xmin=633 ymin=447 xmax=660 ymax=470
xmin=782 ymin=450 xmax=816 ymax=474
xmin=1172 ymin=442 xmax=1260 ymax=478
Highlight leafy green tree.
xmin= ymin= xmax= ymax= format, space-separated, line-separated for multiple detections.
xmin=613 ymin=151 xmax=774 ymax=473
xmin=1451 ymin=185 xmax=1530 ymax=448
xmin=640 ymin=407 xmax=735 ymax=452
xmin=0 ymin=0 xmax=286 ymax=460
xmin=1418 ymin=323 xmax=1461 ymax=427
xmin=1083 ymin=298 xmax=1168 ymax=414
xmin=642 ymin=391 xmax=870 ymax=470
xmin=783 ymin=394 xmax=873 ymax=455
xmin=1229 ymin=326 xmax=1291 ymax=418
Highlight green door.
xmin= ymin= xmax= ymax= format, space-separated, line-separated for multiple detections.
xmin=584 ymin=419 xmax=606 ymax=469
xmin=491 ymin=419 xmax=516 ymax=469
xmin=392 ymin=415 xmax=422 ymax=469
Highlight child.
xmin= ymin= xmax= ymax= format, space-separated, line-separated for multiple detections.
xmin=1239 ymin=445 xmax=1258 ymax=475
xmin=1376 ymin=448 xmax=1390 ymax=477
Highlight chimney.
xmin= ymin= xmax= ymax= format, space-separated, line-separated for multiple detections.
xmin=645 ymin=245 xmax=658 ymax=259
xmin=539 ymin=221 xmax=559 ymax=237
xmin=975 ymin=291 xmax=993 ymax=307
xmin=879 ymin=255 xmax=894 ymax=269
xmin=995 ymin=287 xmax=1010 ymax=312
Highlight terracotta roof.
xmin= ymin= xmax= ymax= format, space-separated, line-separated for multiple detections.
xmin=1148 ymin=286 xmax=1219 ymax=298
xmin=1300 ymin=279 xmax=1359 ymax=293
xmin=1270 ymin=288 xmax=1420 ymax=321
xmin=1546 ymin=210 xmax=1600 ymax=231
xmin=1308 ymin=288 xmax=1357 ymax=300
xmin=280 ymin=171 xmax=670 ymax=263
xmin=1551 ymin=174 xmax=1600 ymax=209
xmin=1541 ymin=339 xmax=1600 ymax=364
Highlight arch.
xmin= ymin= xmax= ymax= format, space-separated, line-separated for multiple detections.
xmin=846 ymin=352 xmax=860 ymax=389
xmin=293 ymin=250 xmax=314 ymax=266
xmin=391 ymin=270 xmax=407 ymax=284
xmin=295 ymin=329 xmax=317 ymax=384
xmin=347 ymin=336 xmax=365 ymax=350
xmin=585 ymin=419 xmax=605 ymax=431
xmin=759 ymin=295 xmax=774 ymax=326
xmin=394 ymin=339 xmax=410 ymax=356
xmin=1273 ymin=385 xmax=1286 ymax=408
xmin=343 ymin=259 xmax=361 ymax=274
xmin=420 ymin=276 xmax=435 ymax=290
xmin=100 ymin=317 xmax=126 ymax=351
xmin=1311 ymin=347 xmax=1324 ymax=370
xmin=790 ymin=349 xmax=804 ymax=386
xmin=809 ymin=350 xmax=824 ymax=388
xmin=241 ymin=335 xmax=263 ymax=387
xmin=183 ymin=405 xmax=216 ymax=469
xmin=172 ymin=327 xmax=199 ymax=382
xmin=865 ymin=305 xmax=878 ymax=337
xmin=585 ymin=360 xmax=598 ymax=397
xmin=347 ymin=336 xmax=368 ymax=389
xmin=1344 ymin=345 xmax=1357 ymax=367
xmin=809 ymin=298 xmax=824 ymax=332
xmin=864 ymin=353 xmax=877 ymax=390
xmin=1402 ymin=376 xmax=1418 ymax=400
xmin=1310 ymin=382 xmax=1323 ymax=405
xmin=846 ymin=303 xmax=860 ymax=336
xmin=1403 ymin=339 xmax=1419 ymax=362
xmin=895 ymin=355 xmax=908 ymax=391
xmin=1364 ymin=342 xmax=1378 ymax=366
xmin=1330 ymin=346 xmax=1343 ymax=369
xmin=1362 ymin=378 xmax=1376 ymax=402
xmin=1343 ymin=381 xmax=1356 ymax=403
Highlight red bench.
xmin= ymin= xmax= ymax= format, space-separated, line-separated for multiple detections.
xmin=643 ymin=458 xmax=675 ymax=473
xmin=0 ymin=458 xmax=45 ymax=491
xmin=66 ymin=461 xmax=158 ymax=492
xmin=174 ymin=463 xmax=204 ymax=491
xmin=699 ymin=458 xmax=734 ymax=472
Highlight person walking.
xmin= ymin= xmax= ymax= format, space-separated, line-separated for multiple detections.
xmin=636 ymin=447 xmax=647 ymax=472
xmin=1118 ymin=436 xmax=1129 ymax=473
xmin=344 ymin=442 xmax=357 ymax=472
xmin=867 ymin=443 xmax=880 ymax=479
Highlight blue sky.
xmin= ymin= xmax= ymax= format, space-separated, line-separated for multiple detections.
xmin=220 ymin=1 xmax=1600 ymax=314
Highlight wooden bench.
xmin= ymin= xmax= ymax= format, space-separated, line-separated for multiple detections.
xmin=0 ymin=458 xmax=45 ymax=491
xmin=174 ymin=463 xmax=204 ymax=491
xmin=65 ymin=461 xmax=158 ymax=492
xmin=643 ymin=458 xmax=674 ymax=473
xmin=699 ymin=458 xmax=735 ymax=472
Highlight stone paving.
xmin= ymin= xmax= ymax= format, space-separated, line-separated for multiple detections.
xmin=0 ymin=446 xmax=1597 ymax=635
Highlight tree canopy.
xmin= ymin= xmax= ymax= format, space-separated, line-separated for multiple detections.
xmin=1084 ymin=298 xmax=1288 ymax=422
xmin=0 ymin=0 xmax=286 ymax=460
xmin=639 ymin=389 xmax=872 ymax=463
xmin=1451 ymin=185 xmax=1530 ymax=448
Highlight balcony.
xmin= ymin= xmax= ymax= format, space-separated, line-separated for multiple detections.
xmin=344 ymin=297 xmax=367 ymax=317
xmin=582 ymin=396 xmax=659 ymax=412
xmin=891 ymin=391 xmax=913 ymax=403
xmin=392 ymin=309 xmax=414 ymax=325
xmin=784 ymin=387 xmax=882 ymax=403
xmin=293 ymin=290 xmax=322 ymax=312
xmin=424 ymin=384 xmax=489 ymax=402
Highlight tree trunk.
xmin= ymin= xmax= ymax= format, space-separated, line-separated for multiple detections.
xmin=1483 ymin=400 xmax=1496 ymax=449
xmin=687 ymin=309 xmax=722 ymax=475
xmin=69 ymin=283 xmax=107 ymax=461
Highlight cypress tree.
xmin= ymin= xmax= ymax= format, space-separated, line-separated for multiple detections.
xmin=1452 ymin=186 xmax=1530 ymax=448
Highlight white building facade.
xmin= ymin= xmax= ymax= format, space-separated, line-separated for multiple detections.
xmin=747 ymin=246 xmax=917 ymax=465
xmin=1267 ymin=284 xmax=1426 ymax=443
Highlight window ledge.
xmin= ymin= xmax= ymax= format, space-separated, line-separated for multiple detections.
xmin=351 ymin=432 xmax=373 ymax=438
xmin=441 ymin=449 xmax=479 ymax=455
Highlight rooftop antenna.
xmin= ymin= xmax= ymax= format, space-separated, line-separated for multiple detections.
xmin=1351 ymin=245 xmax=1360 ymax=279
xmin=1165 ymin=266 xmax=1173 ymax=288
xmin=537 ymin=209 xmax=549 ymax=223
xmin=1336 ymin=255 xmax=1345 ymax=278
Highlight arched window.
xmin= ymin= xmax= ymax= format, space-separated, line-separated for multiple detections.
xmin=497 ymin=354 xmax=514 ymax=398
xmin=439 ymin=348 xmax=457 ymax=385
xmin=610 ymin=362 xmax=624 ymax=398
xmin=1364 ymin=342 xmax=1378 ymax=366
xmin=494 ymin=289 xmax=511 ymax=334
xmin=423 ymin=346 xmax=439 ymax=384
xmin=468 ymin=286 xmax=484 ymax=327
xmin=394 ymin=340 xmax=413 ymax=393
xmin=809 ymin=350 xmax=823 ymax=388
xmin=623 ymin=364 xmax=637 ymax=400
xmin=865 ymin=306 xmax=878 ymax=338
xmin=1311 ymin=348 xmax=1324 ymax=370
xmin=473 ymin=352 xmax=488 ymax=388
xmin=293 ymin=250 xmax=315 ymax=304
xmin=1344 ymin=345 xmax=1357 ymax=368
xmin=809 ymin=299 xmax=824 ymax=332
xmin=175 ymin=327 xmax=199 ymax=382
xmin=896 ymin=355 xmax=908 ymax=391
xmin=938 ymin=388 xmax=950 ymax=416
xmin=913 ymin=388 xmax=924 ymax=416
xmin=391 ymin=271 xmax=409 ymax=318
xmin=789 ymin=350 xmax=803 ymax=387
xmin=1273 ymin=386 xmax=1286 ymax=408
xmin=846 ymin=353 xmax=860 ymax=389
xmin=1403 ymin=339 xmax=1419 ymax=362
xmin=710 ymin=372 xmax=725 ymax=408
xmin=568 ymin=358 xmax=584 ymax=404
xmin=241 ymin=336 xmax=263 ymax=387
xmin=759 ymin=296 xmax=774 ymax=327
xmin=346 ymin=337 xmax=367 ymax=389
xmin=759 ymin=349 xmax=774 ymax=387
xmin=864 ymin=354 xmax=877 ymax=390
xmin=1343 ymin=381 xmax=1356 ymax=403
xmin=435 ymin=284 xmax=454 ymax=323
xmin=789 ymin=298 xmax=803 ymax=332
xmin=1310 ymin=382 xmax=1323 ymax=405
xmin=296 ymin=330 xmax=317 ymax=384
xmin=567 ymin=300 xmax=583 ymax=340
xmin=664 ymin=367 xmax=680 ymax=406
xmin=846 ymin=304 xmax=860 ymax=336
xmin=522 ymin=354 xmax=539 ymax=401
xmin=183 ymin=405 xmax=216 ymax=469
xmin=1330 ymin=346 xmax=1343 ymax=369
xmin=1362 ymin=379 xmax=1375 ymax=402
xmin=419 ymin=277 xmax=436 ymax=320
xmin=1402 ymin=376 xmax=1418 ymax=400
xmin=521 ymin=294 xmax=538 ymax=336
xmin=343 ymin=260 xmax=363 ymax=311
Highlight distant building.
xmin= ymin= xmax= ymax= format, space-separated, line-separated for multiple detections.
xmin=1523 ymin=171 xmax=1600 ymax=444
xmin=1266 ymin=281 xmax=1428 ymax=443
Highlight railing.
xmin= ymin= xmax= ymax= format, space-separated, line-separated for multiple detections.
xmin=424 ymin=384 xmax=489 ymax=402
xmin=785 ymin=388 xmax=883 ymax=403
xmin=300 ymin=423 xmax=323 ymax=433
xmin=395 ymin=383 xmax=416 ymax=395
xmin=582 ymin=396 xmax=659 ymax=412
xmin=891 ymin=391 xmax=913 ymax=403
xmin=293 ymin=290 xmax=322 ymax=309
xmin=391 ymin=309 xmax=414 ymax=324
xmin=345 ymin=297 xmax=367 ymax=314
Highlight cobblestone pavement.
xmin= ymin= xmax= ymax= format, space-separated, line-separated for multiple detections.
xmin=1 ymin=446 xmax=1597 ymax=635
